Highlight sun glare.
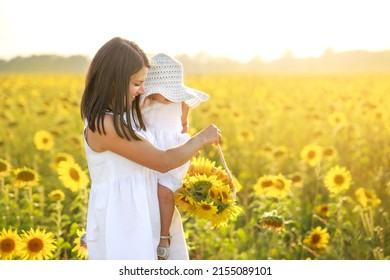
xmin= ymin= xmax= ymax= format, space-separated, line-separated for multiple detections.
xmin=1 ymin=0 xmax=389 ymax=62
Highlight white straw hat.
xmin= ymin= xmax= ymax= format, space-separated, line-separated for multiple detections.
xmin=141 ymin=53 xmax=209 ymax=108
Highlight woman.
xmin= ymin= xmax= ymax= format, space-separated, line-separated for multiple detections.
xmin=80 ymin=37 xmax=220 ymax=259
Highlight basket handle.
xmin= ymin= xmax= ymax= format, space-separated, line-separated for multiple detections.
xmin=216 ymin=144 xmax=236 ymax=198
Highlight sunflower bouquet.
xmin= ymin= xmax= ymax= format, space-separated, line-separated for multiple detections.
xmin=174 ymin=151 xmax=242 ymax=227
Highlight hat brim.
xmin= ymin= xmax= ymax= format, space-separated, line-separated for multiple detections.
xmin=141 ymin=85 xmax=209 ymax=108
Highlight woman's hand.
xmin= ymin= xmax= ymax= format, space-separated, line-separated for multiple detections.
xmin=196 ymin=124 xmax=221 ymax=146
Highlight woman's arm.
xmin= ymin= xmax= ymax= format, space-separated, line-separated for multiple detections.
xmin=86 ymin=114 xmax=220 ymax=173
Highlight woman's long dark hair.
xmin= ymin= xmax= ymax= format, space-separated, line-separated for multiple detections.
xmin=80 ymin=37 xmax=150 ymax=140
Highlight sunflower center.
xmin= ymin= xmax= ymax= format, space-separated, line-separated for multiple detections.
xmin=365 ymin=191 xmax=373 ymax=199
xmin=262 ymin=180 xmax=273 ymax=188
xmin=0 ymin=238 xmax=15 ymax=253
xmin=308 ymin=151 xmax=316 ymax=159
xmin=56 ymin=156 xmax=66 ymax=164
xmin=311 ymin=233 xmax=321 ymax=244
xmin=52 ymin=193 xmax=63 ymax=200
xmin=274 ymin=150 xmax=285 ymax=158
xmin=42 ymin=137 xmax=49 ymax=144
xmin=69 ymin=168 xmax=80 ymax=182
xmin=221 ymin=191 xmax=228 ymax=200
xmin=201 ymin=204 xmax=212 ymax=211
xmin=240 ymin=131 xmax=249 ymax=138
xmin=334 ymin=174 xmax=345 ymax=185
xmin=292 ymin=176 xmax=301 ymax=183
xmin=274 ymin=179 xmax=285 ymax=190
xmin=28 ymin=238 xmax=44 ymax=252
xmin=0 ymin=162 xmax=7 ymax=172
xmin=17 ymin=171 xmax=35 ymax=182
xmin=324 ymin=149 xmax=333 ymax=156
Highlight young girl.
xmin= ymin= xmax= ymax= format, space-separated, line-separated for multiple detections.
xmin=141 ymin=53 xmax=209 ymax=260
xmin=80 ymin=38 xmax=220 ymax=259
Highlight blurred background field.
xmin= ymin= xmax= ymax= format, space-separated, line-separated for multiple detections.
xmin=1 ymin=73 xmax=389 ymax=260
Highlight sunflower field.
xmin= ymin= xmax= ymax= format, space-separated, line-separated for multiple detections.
xmin=1 ymin=73 xmax=389 ymax=260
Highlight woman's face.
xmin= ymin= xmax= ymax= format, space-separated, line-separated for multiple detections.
xmin=128 ymin=66 xmax=148 ymax=103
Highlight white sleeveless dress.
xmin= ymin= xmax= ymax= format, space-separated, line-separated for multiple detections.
xmin=83 ymin=112 xmax=188 ymax=260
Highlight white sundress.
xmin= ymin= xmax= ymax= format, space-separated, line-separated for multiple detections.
xmin=83 ymin=112 xmax=188 ymax=260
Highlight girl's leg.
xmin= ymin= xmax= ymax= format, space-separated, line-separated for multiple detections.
xmin=158 ymin=184 xmax=174 ymax=259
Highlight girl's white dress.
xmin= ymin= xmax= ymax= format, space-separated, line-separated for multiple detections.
xmin=142 ymin=99 xmax=191 ymax=192
xmin=83 ymin=111 xmax=188 ymax=259
xmin=142 ymin=99 xmax=191 ymax=259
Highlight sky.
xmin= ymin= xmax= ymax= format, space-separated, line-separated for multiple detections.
xmin=1 ymin=0 xmax=390 ymax=62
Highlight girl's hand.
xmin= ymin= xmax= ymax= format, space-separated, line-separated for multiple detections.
xmin=181 ymin=124 xmax=188 ymax=134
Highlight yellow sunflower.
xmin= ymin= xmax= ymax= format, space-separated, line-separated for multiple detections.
xmin=355 ymin=187 xmax=381 ymax=208
xmin=176 ymin=173 xmax=241 ymax=227
xmin=271 ymin=174 xmax=292 ymax=198
xmin=13 ymin=167 xmax=40 ymax=188
xmin=304 ymin=226 xmax=330 ymax=249
xmin=300 ymin=144 xmax=322 ymax=167
xmin=33 ymin=130 xmax=55 ymax=151
xmin=316 ymin=203 xmax=330 ymax=217
xmin=231 ymin=107 xmax=244 ymax=124
xmin=72 ymin=229 xmax=88 ymax=260
xmin=174 ymin=191 xmax=196 ymax=213
xmin=69 ymin=135 xmax=83 ymax=149
xmin=183 ymin=174 xmax=216 ymax=201
xmin=231 ymin=176 xmax=243 ymax=193
xmin=212 ymin=203 xmax=242 ymax=227
xmin=0 ymin=158 xmax=12 ymax=178
xmin=273 ymin=145 xmax=290 ymax=161
xmin=209 ymin=183 xmax=233 ymax=204
xmin=50 ymin=152 xmax=75 ymax=170
xmin=19 ymin=228 xmax=57 ymax=260
xmin=324 ymin=165 xmax=352 ymax=194
xmin=195 ymin=200 xmax=218 ymax=221
xmin=187 ymin=157 xmax=216 ymax=177
xmin=371 ymin=108 xmax=387 ymax=123
xmin=328 ymin=111 xmax=348 ymax=129
xmin=259 ymin=210 xmax=285 ymax=232
xmin=260 ymin=143 xmax=275 ymax=160
xmin=322 ymin=146 xmax=338 ymax=162
xmin=289 ymin=173 xmax=304 ymax=188
xmin=48 ymin=189 xmax=65 ymax=201
xmin=253 ymin=175 xmax=275 ymax=197
xmin=57 ymin=161 xmax=89 ymax=192
xmin=254 ymin=174 xmax=292 ymax=198
xmin=187 ymin=157 xmax=229 ymax=184
xmin=236 ymin=128 xmax=255 ymax=143
xmin=0 ymin=228 xmax=22 ymax=260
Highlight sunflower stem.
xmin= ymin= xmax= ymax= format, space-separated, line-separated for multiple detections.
xmin=55 ymin=199 xmax=63 ymax=257
xmin=39 ymin=184 xmax=45 ymax=217
xmin=14 ymin=187 xmax=21 ymax=227
xmin=310 ymin=162 xmax=322 ymax=230
xmin=81 ymin=183 xmax=89 ymax=226
xmin=333 ymin=195 xmax=345 ymax=258
xmin=27 ymin=185 xmax=34 ymax=226
xmin=1 ymin=177 xmax=10 ymax=226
